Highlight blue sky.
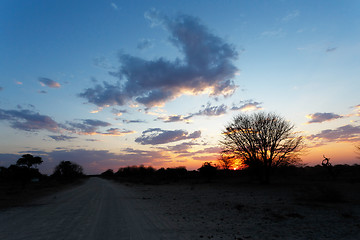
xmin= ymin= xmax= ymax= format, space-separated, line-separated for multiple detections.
xmin=1 ymin=0 xmax=360 ymax=174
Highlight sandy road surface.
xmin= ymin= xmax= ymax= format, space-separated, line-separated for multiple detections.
xmin=0 ymin=177 xmax=188 ymax=240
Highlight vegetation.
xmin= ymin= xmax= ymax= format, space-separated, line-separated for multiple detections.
xmin=16 ymin=154 xmax=43 ymax=168
xmin=220 ymin=112 xmax=304 ymax=183
xmin=52 ymin=161 xmax=84 ymax=181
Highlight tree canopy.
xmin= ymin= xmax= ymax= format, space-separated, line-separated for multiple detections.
xmin=16 ymin=154 xmax=43 ymax=168
xmin=220 ymin=112 xmax=303 ymax=182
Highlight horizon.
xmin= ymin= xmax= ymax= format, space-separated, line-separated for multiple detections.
xmin=1 ymin=1 xmax=359 ymax=175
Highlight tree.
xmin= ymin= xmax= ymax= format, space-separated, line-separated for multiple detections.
xmin=52 ymin=161 xmax=83 ymax=180
xmin=220 ymin=112 xmax=303 ymax=183
xmin=16 ymin=154 xmax=43 ymax=168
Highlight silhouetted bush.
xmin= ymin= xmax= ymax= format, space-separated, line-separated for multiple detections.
xmin=52 ymin=161 xmax=84 ymax=181
xmin=198 ymin=162 xmax=217 ymax=180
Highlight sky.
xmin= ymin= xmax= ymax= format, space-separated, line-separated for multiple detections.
xmin=1 ymin=0 xmax=360 ymax=175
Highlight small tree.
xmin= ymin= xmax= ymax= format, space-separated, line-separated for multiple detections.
xmin=220 ymin=112 xmax=303 ymax=183
xmin=16 ymin=154 xmax=43 ymax=168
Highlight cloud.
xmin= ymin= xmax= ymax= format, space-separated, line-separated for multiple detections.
xmin=0 ymin=87 xmax=3 ymax=91
xmin=122 ymin=119 xmax=146 ymax=124
xmin=111 ymin=108 xmax=127 ymax=116
xmin=39 ymin=77 xmax=61 ymax=88
xmin=135 ymin=128 xmax=201 ymax=145
xmin=157 ymin=103 xmax=228 ymax=123
xmin=307 ymin=124 xmax=360 ymax=142
xmin=64 ymin=119 xmax=111 ymax=135
xmin=38 ymin=90 xmax=47 ymax=94
xmin=137 ymin=39 xmax=153 ymax=50
xmin=110 ymin=3 xmax=118 ymax=10
xmin=157 ymin=115 xmax=190 ymax=123
xmin=49 ymin=135 xmax=77 ymax=141
xmin=306 ymin=112 xmax=343 ymax=124
xmin=282 ymin=10 xmax=300 ymax=22
xmin=167 ymin=142 xmax=199 ymax=153
xmin=0 ymin=108 xmax=59 ymax=132
xmin=326 ymin=47 xmax=337 ymax=52
xmin=102 ymin=128 xmax=135 ymax=136
xmin=79 ymin=11 xmax=239 ymax=108
xmin=193 ymin=103 xmax=227 ymax=117
xmin=231 ymin=100 xmax=262 ymax=112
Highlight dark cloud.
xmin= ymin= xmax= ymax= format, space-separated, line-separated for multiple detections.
xmin=231 ymin=100 xmax=262 ymax=112
xmin=79 ymin=11 xmax=238 ymax=108
xmin=306 ymin=112 xmax=343 ymax=123
xmin=39 ymin=77 xmax=61 ymax=88
xmin=64 ymin=119 xmax=111 ymax=135
xmin=38 ymin=90 xmax=47 ymax=94
xmin=137 ymin=39 xmax=153 ymax=50
xmin=49 ymin=135 xmax=77 ymax=141
xmin=135 ymin=128 xmax=201 ymax=145
xmin=0 ymin=108 xmax=59 ymax=132
xmin=307 ymin=124 xmax=360 ymax=142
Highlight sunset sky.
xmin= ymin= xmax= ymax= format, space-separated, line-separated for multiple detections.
xmin=1 ymin=0 xmax=359 ymax=174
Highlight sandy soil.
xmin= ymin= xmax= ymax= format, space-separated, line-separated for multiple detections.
xmin=0 ymin=177 xmax=188 ymax=240
xmin=1 ymin=178 xmax=360 ymax=240
xmin=130 ymin=180 xmax=360 ymax=240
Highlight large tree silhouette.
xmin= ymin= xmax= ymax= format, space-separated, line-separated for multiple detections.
xmin=220 ymin=112 xmax=303 ymax=183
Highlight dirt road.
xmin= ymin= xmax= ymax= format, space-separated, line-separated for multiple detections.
xmin=0 ymin=177 xmax=188 ymax=240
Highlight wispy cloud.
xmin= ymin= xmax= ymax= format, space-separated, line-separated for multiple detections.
xmin=122 ymin=119 xmax=146 ymax=124
xmin=63 ymin=119 xmax=111 ymax=135
xmin=135 ymin=128 xmax=201 ymax=145
xmin=101 ymin=128 xmax=135 ymax=136
xmin=39 ymin=77 xmax=61 ymax=88
xmin=111 ymin=108 xmax=127 ymax=116
xmin=0 ymin=108 xmax=59 ymax=132
xmin=49 ymin=135 xmax=77 ymax=141
xmin=166 ymin=142 xmax=199 ymax=153
xmin=307 ymin=124 xmax=360 ymax=143
xmin=231 ymin=100 xmax=262 ymax=112
xmin=282 ymin=10 xmax=300 ymax=22
xmin=326 ymin=47 xmax=337 ymax=52
xmin=306 ymin=112 xmax=343 ymax=124
xmin=189 ymin=103 xmax=228 ymax=117
xmin=261 ymin=28 xmax=284 ymax=38
xmin=157 ymin=115 xmax=190 ymax=123
xmin=79 ymin=10 xmax=238 ymax=108
xmin=110 ymin=3 xmax=118 ymax=10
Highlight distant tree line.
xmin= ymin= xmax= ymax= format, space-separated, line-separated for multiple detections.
xmin=0 ymin=154 xmax=85 ymax=187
